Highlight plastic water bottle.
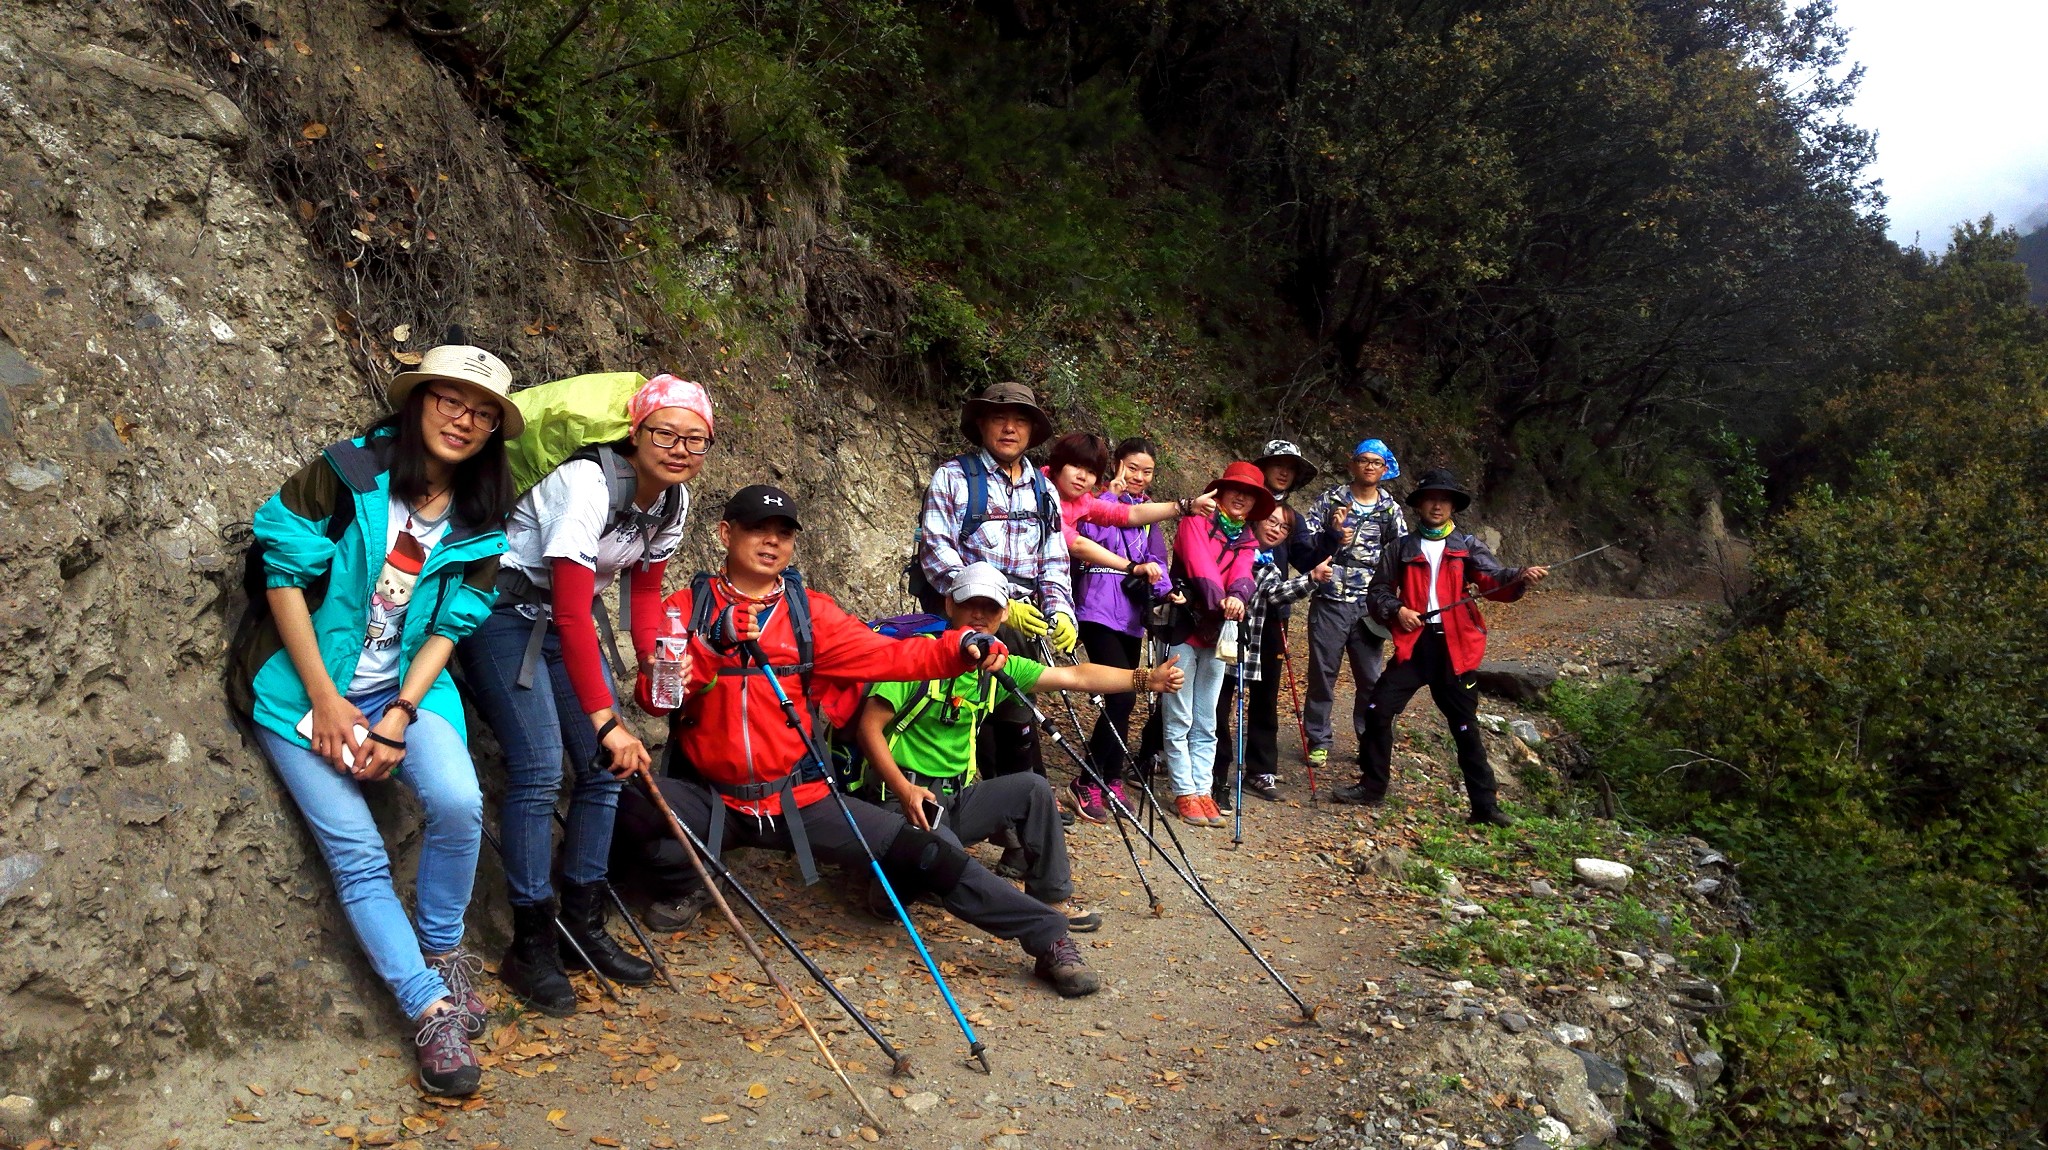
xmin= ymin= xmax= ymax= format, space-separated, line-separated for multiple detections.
xmin=651 ymin=606 xmax=689 ymax=710
xmin=1216 ymin=618 xmax=1240 ymax=665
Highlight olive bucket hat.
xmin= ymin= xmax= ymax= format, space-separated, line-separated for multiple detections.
xmin=959 ymin=381 xmax=1055 ymax=449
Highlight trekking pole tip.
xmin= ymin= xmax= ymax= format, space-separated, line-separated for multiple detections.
xmin=890 ymin=1055 xmax=916 ymax=1079
xmin=971 ymin=1044 xmax=992 ymax=1075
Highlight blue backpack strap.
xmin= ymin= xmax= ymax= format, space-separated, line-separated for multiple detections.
xmin=956 ymin=452 xmax=990 ymax=541
xmin=1026 ymin=464 xmax=1059 ymax=556
xmin=778 ymin=568 xmax=822 ymax=739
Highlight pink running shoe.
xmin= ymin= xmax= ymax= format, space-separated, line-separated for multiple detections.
xmin=1068 ymin=777 xmax=1109 ymax=824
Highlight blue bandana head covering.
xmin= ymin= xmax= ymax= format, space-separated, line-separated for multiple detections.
xmin=1351 ymin=438 xmax=1401 ymax=481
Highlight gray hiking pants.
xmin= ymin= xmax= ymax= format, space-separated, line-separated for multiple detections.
xmin=617 ymin=776 xmax=1069 ymax=958
xmin=939 ymin=772 xmax=1072 ymax=904
xmin=1303 ymin=595 xmax=1385 ymax=755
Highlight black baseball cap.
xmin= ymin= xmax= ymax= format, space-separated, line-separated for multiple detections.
xmin=722 ymin=484 xmax=803 ymax=529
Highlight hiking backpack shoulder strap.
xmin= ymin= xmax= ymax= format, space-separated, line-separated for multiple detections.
xmin=955 ymin=451 xmax=991 ymax=542
xmin=569 ymin=444 xmax=640 ymax=534
xmin=1027 ymin=465 xmax=1060 ymax=554
xmin=686 ymin=571 xmax=718 ymax=635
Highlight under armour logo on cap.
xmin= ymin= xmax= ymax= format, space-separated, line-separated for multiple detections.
xmin=722 ymin=483 xmax=804 ymax=529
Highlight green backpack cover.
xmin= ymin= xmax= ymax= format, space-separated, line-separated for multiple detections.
xmin=505 ymin=371 xmax=647 ymax=493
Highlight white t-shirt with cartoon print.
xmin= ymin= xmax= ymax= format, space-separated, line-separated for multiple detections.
xmin=347 ymin=494 xmax=453 ymax=695
xmin=501 ymin=457 xmax=689 ymax=617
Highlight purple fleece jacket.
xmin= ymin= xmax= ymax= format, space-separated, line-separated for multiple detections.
xmin=1075 ymin=492 xmax=1172 ymax=636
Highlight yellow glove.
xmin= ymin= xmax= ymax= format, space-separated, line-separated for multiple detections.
xmin=1007 ymin=597 xmax=1049 ymax=639
xmin=1049 ymin=611 xmax=1078 ymax=655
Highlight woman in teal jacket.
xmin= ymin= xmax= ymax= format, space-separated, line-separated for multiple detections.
xmin=233 ymin=345 xmax=517 ymax=1096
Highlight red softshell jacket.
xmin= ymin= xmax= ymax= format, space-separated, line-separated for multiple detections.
xmin=650 ymin=578 xmax=978 ymax=816
xmin=1366 ymin=530 xmax=1526 ymax=675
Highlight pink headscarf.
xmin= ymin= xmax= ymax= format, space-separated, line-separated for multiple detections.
xmin=629 ymin=374 xmax=715 ymax=438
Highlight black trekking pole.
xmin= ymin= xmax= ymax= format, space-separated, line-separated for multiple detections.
xmin=626 ymin=773 xmax=912 ymax=1076
xmin=1230 ymin=652 xmax=1247 ymax=846
xmin=1418 ymin=541 xmax=1620 ymax=623
xmin=1068 ymin=643 xmax=1211 ymax=897
xmin=1020 ymin=639 xmax=1165 ymax=916
xmin=739 ymin=640 xmax=993 ymax=1074
xmin=989 ymin=666 xmax=1318 ymax=1023
xmin=550 ymin=804 xmax=677 ymax=992
xmin=478 ymin=823 xmax=623 ymax=1004
xmin=628 ymin=771 xmax=888 ymax=1130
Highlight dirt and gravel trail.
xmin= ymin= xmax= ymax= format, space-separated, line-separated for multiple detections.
xmin=49 ymin=592 xmax=1722 ymax=1150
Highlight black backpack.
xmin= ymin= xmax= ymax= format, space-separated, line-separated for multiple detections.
xmin=222 ymin=496 xmax=357 ymax=724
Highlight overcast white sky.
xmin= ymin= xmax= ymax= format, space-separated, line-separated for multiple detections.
xmin=1832 ymin=0 xmax=2048 ymax=249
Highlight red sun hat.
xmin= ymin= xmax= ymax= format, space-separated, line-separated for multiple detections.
xmin=1202 ymin=461 xmax=1279 ymax=524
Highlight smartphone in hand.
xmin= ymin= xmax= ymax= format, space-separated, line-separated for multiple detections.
xmin=921 ymin=796 xmax=945 ymax=830
xmin=295 ymin=711 xmax=368 ymax=771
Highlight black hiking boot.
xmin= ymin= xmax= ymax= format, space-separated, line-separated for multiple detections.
xmin=502 ymin=900 xmax=577 ymax=1016
xmin=1328 ymin=782 xmax=1386 ymax=807
xmin=644 ymin=886 xmax=714 ymax=933
xmin=1467 ymin=807 xmax=1515 ymax=828
xmin=1033 ymin=936 xmax=1101 ymax=998
xmin=1212 ymin=776 xmax=1235 ymax=815
xmin=559 ymin=881 xmax=656 ymax=986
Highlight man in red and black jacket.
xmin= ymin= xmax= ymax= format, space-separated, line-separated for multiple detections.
xmin=621 ymin=485 xmax=1101 ymax=996
xmin=1342 ymin=469 xmax=1548 ymax=825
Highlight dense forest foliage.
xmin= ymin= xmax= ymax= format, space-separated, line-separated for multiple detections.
xmin=427 ymin=0 xmax=1899 ymax=507
xmin=403 ymin=1 xmax=2042 ymax=1145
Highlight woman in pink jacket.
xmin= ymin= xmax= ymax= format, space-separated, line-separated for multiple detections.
xmin=1161 ymin=462 xmax=1275 ymax=826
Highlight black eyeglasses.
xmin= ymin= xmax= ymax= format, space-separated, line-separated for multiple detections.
xmin=642 ymin=426 xmax=715 ymax=455
xmin=426 ymin=388 xmax=503 ymax=432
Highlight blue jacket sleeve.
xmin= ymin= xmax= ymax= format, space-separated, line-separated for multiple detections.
xmin=429 ymin=555 xmax=503 ymax=642
xmin=252 ymin=456 xmax=350 ymax=590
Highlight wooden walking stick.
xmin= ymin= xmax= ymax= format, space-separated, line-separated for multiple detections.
xmin=632 ymin=768 xmax=887 ymax=1133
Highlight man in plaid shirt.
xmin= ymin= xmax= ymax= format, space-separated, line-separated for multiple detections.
xmin=1298 ymin=438 xmax=1408 ymax=768
xmin=916 ymin=381 xmax=1074 ymax=784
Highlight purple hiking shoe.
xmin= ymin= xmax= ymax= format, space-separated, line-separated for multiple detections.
xmin=1068 ymin=778 xmax=1109 ymax=824
xmin=413 ymin=1007 xmax=481 ymax=1096
xmin=425 ymin=946 xmax=488 ymax=1040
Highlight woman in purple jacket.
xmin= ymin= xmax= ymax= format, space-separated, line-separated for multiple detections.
xmin=1074 ymin=437 xmax=1174 ymax=823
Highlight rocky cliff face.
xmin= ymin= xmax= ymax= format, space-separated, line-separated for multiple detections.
xmin=0 ymin=0 xmax=959 ymax=1126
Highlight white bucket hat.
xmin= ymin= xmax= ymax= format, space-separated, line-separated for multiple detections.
xmin=387 ymin=344 xmax=524 ymax=439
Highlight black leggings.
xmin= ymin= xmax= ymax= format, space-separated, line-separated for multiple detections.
xmin=1081 ymin=622 xmax=1161 ymax=783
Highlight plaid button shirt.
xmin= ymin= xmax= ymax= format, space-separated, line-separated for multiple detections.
xmin=917 ymin=449 xmax=1076 ymax=619
xmin=1299 ymin=485 xmax=1407 ymax=604
xmin=1236 ymin=556 xmax=1315 ymax=683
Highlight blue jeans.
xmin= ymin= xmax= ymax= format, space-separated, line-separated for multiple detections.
xmin=1162 ymin=642 xmax=1228 ymax=797
xmin=257 ymin=686 xmax=481 ymax=1019
xmin=458 ymin=607 xmax=621 ymax=907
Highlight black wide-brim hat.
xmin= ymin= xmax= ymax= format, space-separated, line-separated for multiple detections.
xmin=1404 ymin=467 xmax=1473 ymax=512
xmin=960 ymin=381 xmax=1055 ymax=449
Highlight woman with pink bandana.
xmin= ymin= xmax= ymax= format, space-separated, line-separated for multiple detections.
xmin=457 ymin=374 xmax=713 ymax=1014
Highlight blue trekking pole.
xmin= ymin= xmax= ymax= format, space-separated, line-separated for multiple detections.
xmin=1231 ymin=653 xmax=1247 ymax=846
xmin=738 ymin=639 xmax=993 ymax=1075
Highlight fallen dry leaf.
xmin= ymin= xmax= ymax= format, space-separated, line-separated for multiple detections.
xmin=293 ymin=39 xmax=311 ymax=55
xmin=546 ymin=1109 xmax=570 ymax=1132
xmin=746 ymin=1083 xmax=768 ymax=1099
xmin=301 ymin=122 xmax=328 ymax=140
xmin=699 ymin=1113 xmax=730 ymax=1124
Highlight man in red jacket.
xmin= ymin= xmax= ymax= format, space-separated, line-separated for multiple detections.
xmin=628 ymin=485 xmax=1101 ymax=996
xmin=1344 ymin=470 xmax=1548 ymax=825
